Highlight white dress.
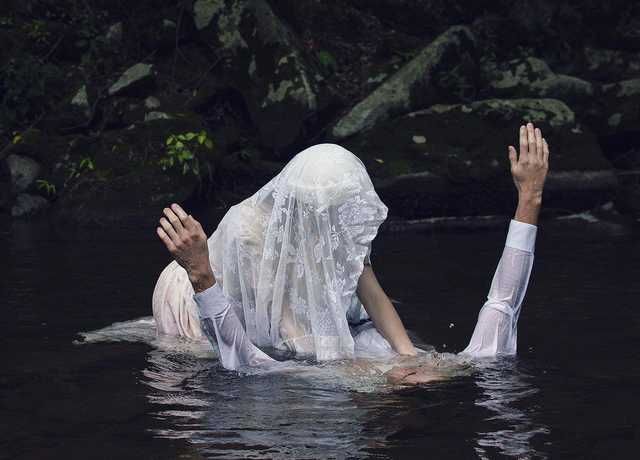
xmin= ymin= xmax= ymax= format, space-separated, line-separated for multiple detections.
xmin=193 ymin=219 xmax=537 ymax=370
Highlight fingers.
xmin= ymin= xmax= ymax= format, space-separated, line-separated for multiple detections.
xmin=159 ymin=217 xmax=178 ymax=240
xmin=542 ymin=137 xmax=549 ymax=164
xmin=156 ymin=227 xmax=176 ymax=252
xmin=170 ymin=203 xmax=188 ymax=221
xmin=508 ymin=145 xmax=517 ymax=168
xmin=519 ymin=125 xmax=528 ymax=162
xmin=170 ymin=203 xmax=200 ymax=231
xmin=535 ymin=127 xmax=543 ymax=161
xmin=527 ymin=123 xmax=536 ymax=161
xmin=519 ymin=122 xmax=547 ymax=165
xmin=163 ymin=207 xmax=184 ymax=233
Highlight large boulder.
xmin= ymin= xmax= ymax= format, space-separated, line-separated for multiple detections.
xmin=480 ymin=56 xmax=594 ymax=107
xmin=193 ymin=0 xmax=330 ymax=150
xmin=331 ymin=25 xmax=477 ymax=139
xmin=345 ymin=98 xmax=614 ymax=218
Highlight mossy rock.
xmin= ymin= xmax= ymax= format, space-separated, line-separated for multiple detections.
xmin=345 ymin=98 xmax=612 ymax=218
xmin=331 ymin=25 xmax=477 ymax=139
xmin=193 ymin=0 xmax=331 ymax=150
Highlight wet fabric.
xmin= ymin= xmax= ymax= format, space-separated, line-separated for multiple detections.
xmin=155 ymin=143 xmax=387 ymax=361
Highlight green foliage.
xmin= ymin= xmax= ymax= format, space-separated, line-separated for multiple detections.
xmin=160 ymin=130 xmax=214 ymax=176
xmin=36 ymin=179 xmax=57 ymax=196
xmin=316 ymin=50 xmax=338 ymax=73
xmin=79 ymin=156 xmax=95 ymax=171
xmin=65 ymin=156 xmax=95 ymax=184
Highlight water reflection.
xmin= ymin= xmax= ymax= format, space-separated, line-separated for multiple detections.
xmin=142 ymin=343 xmax=384 ymax=458
xmin=472 ymin=359 xmax=549 ymax=459
xmin=79 ymin=317 xmax=550 ymax=458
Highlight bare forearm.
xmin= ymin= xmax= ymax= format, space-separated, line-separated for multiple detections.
xmin=514 ymin=192 xmax=542 ymax=225
xmin=357 ymin=267 xmax=416 ymax=355
xmin=369 ymin=302 xmax=416 ymax=355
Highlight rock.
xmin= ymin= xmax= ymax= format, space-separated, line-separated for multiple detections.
xmin=108 ymin=63 xmax=155 ymax=97
xmin=331 ymin=26 xmax=477 ymax=139
xmin=144 ymin=96 xmax=161 ymax=110
xmin=162 ymin=19 xmax=176 ymax=29
xmin=0 ymin=128 xmax=69 ymax=168
xmin=39 ymin=83 xmax=96 ymax=133
xmin=11 ymin=193 xmax=49 ymax=217
xmin=345 ymin=98 xmax=612 ymax=218
xmin=480 ymin=56 xmax=593 ymax=105
xmin=144 ymin=111 xmax=172 ymax=122
xmin=577 ymin=47 xmax=640 ymax=81
xmin=105 ymin=22 xmax=123 ymax=46
xmin=6 ymin=154 xmax=41 ymax=193
xmin=599 ymin=79 xmax=640 ymax=135
xmin=71 ymin=85 xmax=90 ymax=110
xmin=193 ymin=0 xmax=330 ymax=149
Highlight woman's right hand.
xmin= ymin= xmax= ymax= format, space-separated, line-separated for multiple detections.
xmin=156 ymin=203 xmax=215 ymax=293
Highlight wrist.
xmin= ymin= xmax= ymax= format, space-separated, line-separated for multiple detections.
xmin=515 ymin=193 xmax=542 ymax=225
xmin=517 ymin=191 xmax=543 ymax=206
xmin=188 ymin=265 xmax=215 ymax=293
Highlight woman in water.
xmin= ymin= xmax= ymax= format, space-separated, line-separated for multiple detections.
xmin=153 ymin=123 xmax=549 ymax=385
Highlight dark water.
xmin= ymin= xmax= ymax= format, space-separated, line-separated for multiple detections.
xmin=2 ymin=215 xmax=639 ymax=459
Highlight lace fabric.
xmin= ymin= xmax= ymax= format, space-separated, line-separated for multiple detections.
xmin=208 ymin=143 xmax=388 ymax=360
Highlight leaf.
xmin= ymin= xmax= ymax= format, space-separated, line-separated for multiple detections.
xmin=205 ymin=139 xmax=214 ymax=150
xmin=174 ymin=141 xmax=184 ymax=149
xmin=166 ymin=136 xmax=175 ymax=145
xmin=197 ymin=133 xmax=206 ymax=144
xmin=12 ymin=134 xmax=22 ymax=144
xmin=184 ymin=132 xmax=197 ymax=141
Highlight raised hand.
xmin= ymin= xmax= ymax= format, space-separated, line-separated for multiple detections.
xmin=156 ymin=203 xmax=215 ymax=292
xmin=508 ymin=122 xmax=550 ymax=225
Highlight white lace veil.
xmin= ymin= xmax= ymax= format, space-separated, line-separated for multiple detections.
xmin=208 ymin=143 xmax=388 ymax=360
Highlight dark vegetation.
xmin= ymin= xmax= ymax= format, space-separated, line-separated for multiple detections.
xmin=1 ymin=0 xmax=639 ymax=226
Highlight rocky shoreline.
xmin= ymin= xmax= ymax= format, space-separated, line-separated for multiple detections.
xmin=1 ymin=0 xmax=639 ymax=226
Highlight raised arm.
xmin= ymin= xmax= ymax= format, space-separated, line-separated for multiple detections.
xmin=461 ymin=122 xmax=549 ymax=358
xmin=156 ymin=203 xmax=274 ymax=370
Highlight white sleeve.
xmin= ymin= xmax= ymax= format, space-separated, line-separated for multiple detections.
xmin=460 ymin=219 xmax=537 ymax=358
xmin=193 ymin=283 xmax=275 ymax=370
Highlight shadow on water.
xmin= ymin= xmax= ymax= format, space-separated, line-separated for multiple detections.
xmin=2 ymin=215 xmax=639 ymax=459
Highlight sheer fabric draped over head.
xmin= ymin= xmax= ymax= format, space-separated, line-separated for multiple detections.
xmin=208 ymin=143 xmax=388 ymax=360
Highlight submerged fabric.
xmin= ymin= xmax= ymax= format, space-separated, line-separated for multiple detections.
xmin=153 ymin=143 xmax=387 ymax=361
xmin=152 ymin=260 xmax=203 ymax=341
